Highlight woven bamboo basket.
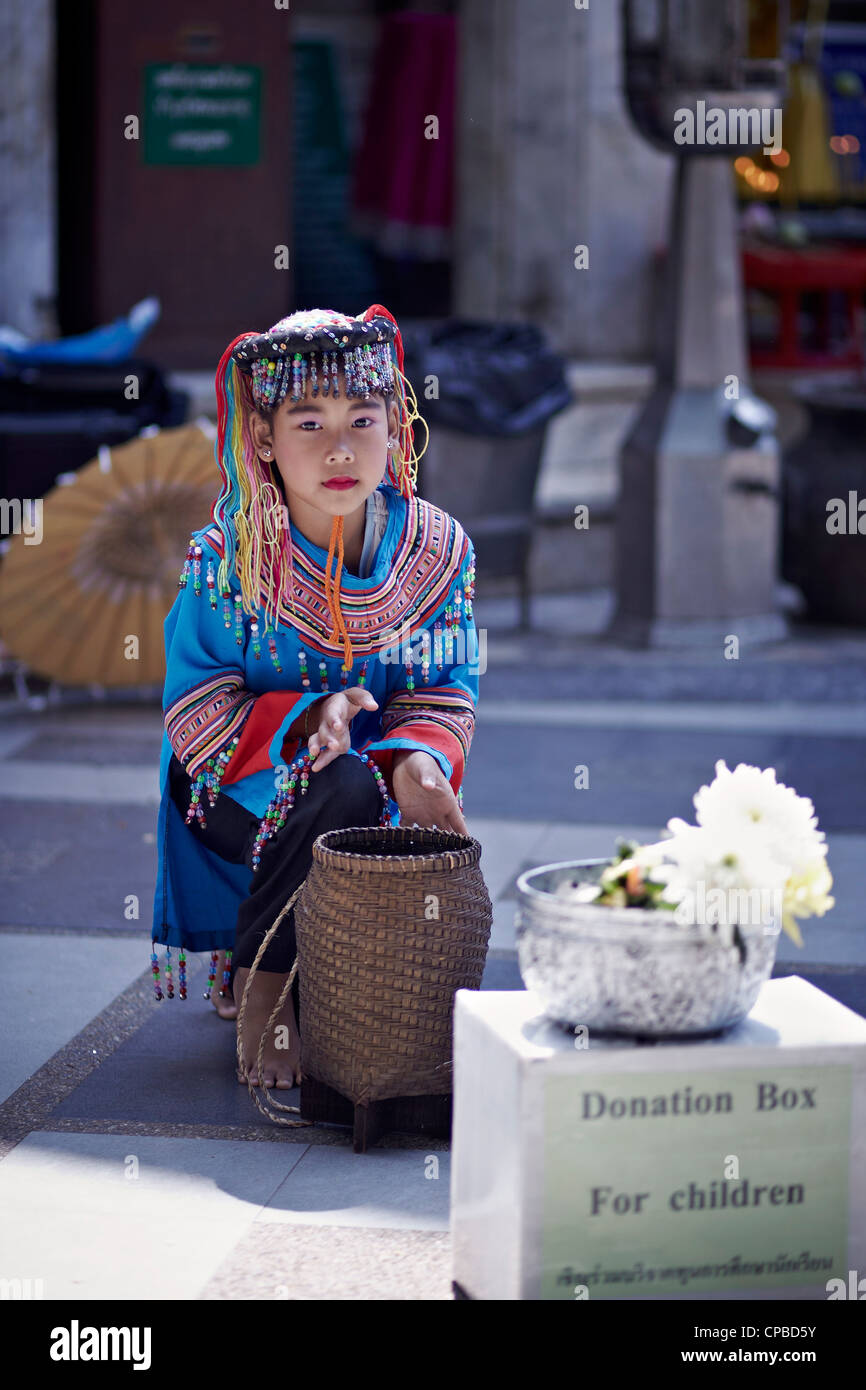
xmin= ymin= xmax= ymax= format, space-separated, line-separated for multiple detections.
xmin=295 ymin=824 xmax=493 ymax=1107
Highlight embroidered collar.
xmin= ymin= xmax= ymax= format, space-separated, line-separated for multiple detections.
xmin=202 ymin=486 xmax=464 ymax=656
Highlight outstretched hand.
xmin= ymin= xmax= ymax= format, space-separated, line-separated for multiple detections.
xmin=308 ymin=686 xmax=379 ymax=772
xmin=391 ymin=749 xmax=467 ymax=835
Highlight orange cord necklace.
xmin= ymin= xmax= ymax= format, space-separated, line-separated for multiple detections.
xmin=324 ymin=514 xmax=355 ymax=670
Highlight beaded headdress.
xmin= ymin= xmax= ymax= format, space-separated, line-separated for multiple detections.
xmin=210 ymin=305 xmax=428 ymax=669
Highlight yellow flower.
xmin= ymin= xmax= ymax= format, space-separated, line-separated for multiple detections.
xmin=781 ymin=858 xmax=835 ymax=947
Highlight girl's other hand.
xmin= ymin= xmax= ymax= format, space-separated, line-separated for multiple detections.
xmin=308 ymin=686 xmax=378 ymax=772
xmin=391 ymin=749 xmax=468 ymax=835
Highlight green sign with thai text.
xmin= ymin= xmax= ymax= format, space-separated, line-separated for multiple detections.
xmin=542 ymin=1064 xmax=850 ymax=1299
xmin=142 ymin=64 xmax=261 ymax=166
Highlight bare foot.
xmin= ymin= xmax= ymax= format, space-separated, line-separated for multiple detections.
xmin=209 ymin=950 xmax=238 ymax=1019
xmin=234 ymin=965 xmax=302 ymax=1089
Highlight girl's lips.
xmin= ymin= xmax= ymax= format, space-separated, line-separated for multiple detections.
xmin=322 ymin=478 xmax=357 ymax=489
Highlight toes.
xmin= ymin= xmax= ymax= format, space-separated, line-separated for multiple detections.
xmin=273 ymin=1069 xmax=301 ymax=1090
xmin=238 ymin=1063 xmax=300 ymax=1089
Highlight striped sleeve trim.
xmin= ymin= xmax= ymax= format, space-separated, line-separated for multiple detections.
xmin=380 ymin=688 xmax=475 ymax=763
xmin=164 ymin=671 xmax=257 ymax=780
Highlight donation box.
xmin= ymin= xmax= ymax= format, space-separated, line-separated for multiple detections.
xmin=451 ymin=978 xmax=866 ymax=1300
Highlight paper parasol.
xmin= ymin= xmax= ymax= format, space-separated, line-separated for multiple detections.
xmin=0 ymin=421 xmax=219 ymax=687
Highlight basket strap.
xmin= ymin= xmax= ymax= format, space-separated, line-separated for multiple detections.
xmin=236 ymin=878 xmax=313 ymax=1127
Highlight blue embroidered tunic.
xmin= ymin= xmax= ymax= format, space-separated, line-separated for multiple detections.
xmin=151 ymin=481 xmax=478 ymax=954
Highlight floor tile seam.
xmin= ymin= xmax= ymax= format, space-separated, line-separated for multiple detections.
xmin=1 ymin=928 xmax=860 ymax=974
xmin=0 ymin=700 xmax=164 ymax=722
xmin=259 ymin=1143 xmax=314 ymax=1204
xmin=246 ymin=1217 xmax=452 ymax=1234
xmin=5 ymin=706 xmax=866 ymax=740
xmin=0 ymin=926 xmax=522 ymax=946
xmin=0 ymin=927 xmax=520 ymax=957
xmin=0 ymin=925 xmax=153 ymax=938
xmin=0 ymin=760 xmax=159 ymax=774
xmin=0 ymin=760 xmax=157 ymax=777
xmin=29 ymin=1118 xmax=451 ymax=1150
xmin=235 ymin=1221 xmax=453 ymax=1233
xmin=475 ymin=709 xmax=866 ymax=736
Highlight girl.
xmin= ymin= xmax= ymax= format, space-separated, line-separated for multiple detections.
xmin=151 ymin=305 xmax=479 ymax=1090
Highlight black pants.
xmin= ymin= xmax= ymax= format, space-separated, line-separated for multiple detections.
xmin=168 ymin=752 xmax=383 ymax=997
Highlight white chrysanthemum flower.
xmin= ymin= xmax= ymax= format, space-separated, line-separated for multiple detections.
xmin=633 ymin=838 xmax=677 ymax=872
xmin=569 ymin=762 xmax=833 ymax=949
xmin=689 ymin=760 xmax=826 ymax=877
xmin=643 ymin=861 xmax=679 ymax=889
xmin=632 ymin=841 xmax=668 ymax=869
xmin=664 ymin=825 xmax=787 ymax=895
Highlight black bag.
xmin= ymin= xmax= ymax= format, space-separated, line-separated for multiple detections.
xmin=0 ymin=358 xmax=189 ymax=511
xmin=0 ymin=357 xmax=186 ymax=424
xmin=402 ymin=320 xmax=572 ymax=437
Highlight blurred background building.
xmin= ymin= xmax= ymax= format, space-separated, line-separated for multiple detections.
xmin=1 ymin=0 xmax=866 ymax=675
xmin=1 ymin=0 xmax=672 ymax=363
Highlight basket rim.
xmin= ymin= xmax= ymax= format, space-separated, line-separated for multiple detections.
xmin=311 ymin=824 xmax=482 ymax=872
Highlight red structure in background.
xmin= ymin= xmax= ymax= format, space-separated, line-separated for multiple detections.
xmin=350 ymin=13 xmax=456 ymax=259
xmin=743 ymin=242 xmax=866 ymax=373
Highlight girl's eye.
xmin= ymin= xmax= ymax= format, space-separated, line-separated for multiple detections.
xmin=297 ymin=417 xmax=374 ymax=430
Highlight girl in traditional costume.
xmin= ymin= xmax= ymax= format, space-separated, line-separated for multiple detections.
xmin=151 ymin=305 xmax=479 ymax=1089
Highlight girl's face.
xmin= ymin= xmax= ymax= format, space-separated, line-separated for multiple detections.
xmin=250 ymin=370 xmax=400 ymax=527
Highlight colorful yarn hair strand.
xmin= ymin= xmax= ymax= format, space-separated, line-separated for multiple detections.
xmin=361 ymin=304 xmax=428 ymax=499
xmin=211 ymin=334 xmax=297 ymax=638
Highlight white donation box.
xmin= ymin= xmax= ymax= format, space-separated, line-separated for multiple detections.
xmin=451 ymin=979 xmax=866 ymax=1300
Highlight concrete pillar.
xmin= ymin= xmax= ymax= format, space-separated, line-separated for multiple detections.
xmin=675 ymin=160 xmax=749 ymax=389
xmin=0 ymin=0 xmax=56 ymax=338
xmin=454 ymin=0 xmax=673 ymax=358
xmin=612 ymin=157 xmax=785 ymax=645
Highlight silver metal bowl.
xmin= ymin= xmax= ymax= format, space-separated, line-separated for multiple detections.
xmin=514 ymin=858 xmax=781 ymax=1038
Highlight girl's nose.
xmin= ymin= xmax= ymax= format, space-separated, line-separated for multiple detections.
xmin=327 ymin=439 xmax=354 ymax=462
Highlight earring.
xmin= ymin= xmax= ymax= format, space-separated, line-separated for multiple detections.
xmin=261 ymin=447 xmax=273 ymax=459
